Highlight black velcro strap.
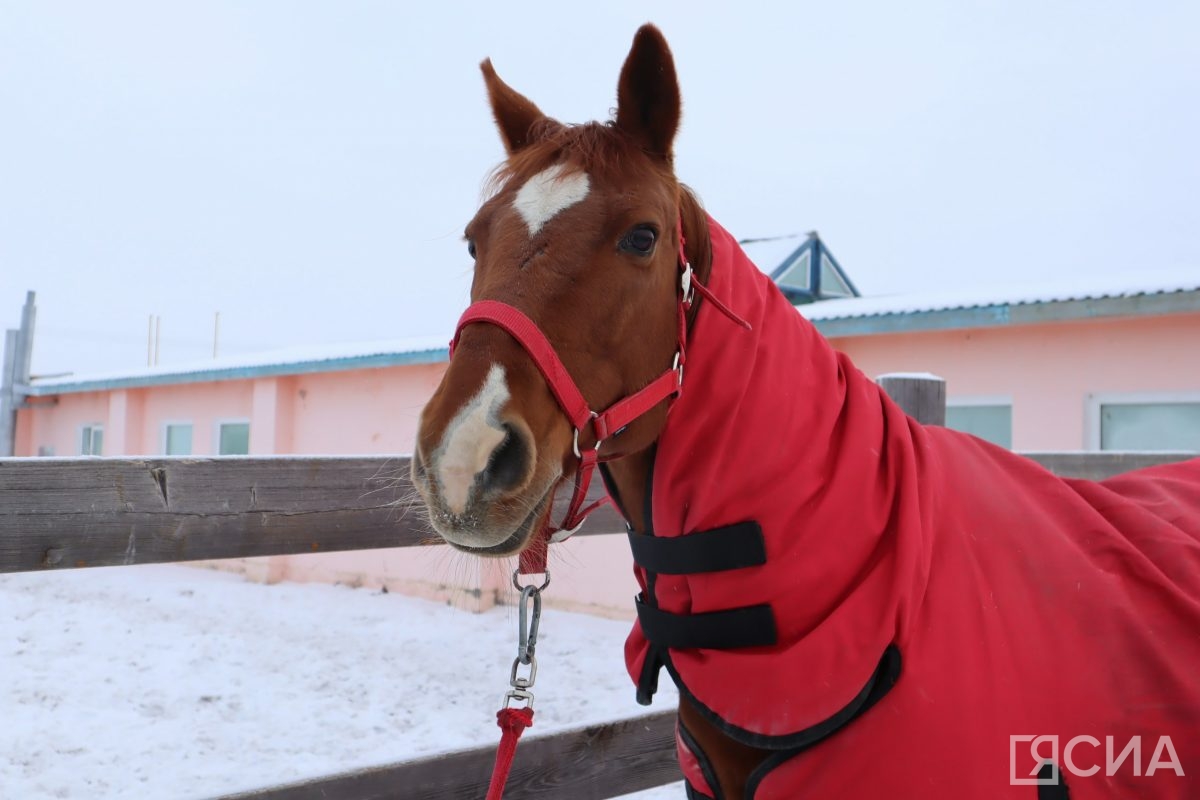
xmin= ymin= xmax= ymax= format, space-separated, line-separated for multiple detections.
xmin=636 ymin=596 xmax=777 ymax=650
xmin=627 ymin=521 xmax=766 ymax=575
xmin=635 ymin=645 xmax=663 ymax=706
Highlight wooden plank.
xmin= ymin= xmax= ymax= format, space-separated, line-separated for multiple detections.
xmin=216 ymin=710 xmax=679 ymax=800
xmin=877 ymin=372 xmax=947 ymax=425
xmin=1024 ymin=451 xmax=1196 ymax=481
xmin=0 ymin=456 xmax=623 ymax=574
xmin=2 ymin=451 xmax=1194 ymax=574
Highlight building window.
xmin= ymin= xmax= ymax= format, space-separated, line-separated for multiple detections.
xmin=164 ymin=423 xmax=194 ymax=456
xmin=819 ymin=254 xmax=854 ymax=297
xmin=80 ymin=424 xmax=104 ymax=455
xmin=945 ymin=403 xmax=1012 ymax=449
xmin=218 ymin=422 xmax=250 ymax=455
xmin=1099 ymin=402 xmax=1200 ymax=451
xmin=775 ymin=250 xmax=811 ymax=291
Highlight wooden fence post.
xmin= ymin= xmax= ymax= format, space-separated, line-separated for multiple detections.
xmin=876 ymin=373 xmax=947 ymax=426
xmin=1 ymin=291 xmax=36 ymax=457
xmin=0 ymin=329 xmax=18 ymax=457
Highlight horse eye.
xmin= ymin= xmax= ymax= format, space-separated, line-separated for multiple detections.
xmin=620 ymin=226 xmax=657 ymax=255
xmin=467 ymin=239 xmax=477 ymax=260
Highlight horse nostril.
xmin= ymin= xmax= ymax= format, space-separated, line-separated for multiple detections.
xmin=483 ymin=424 xmax=530 ymax=495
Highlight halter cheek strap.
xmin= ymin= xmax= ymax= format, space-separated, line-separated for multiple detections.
xmin=448 ymin=218 xmax=750 ymax=574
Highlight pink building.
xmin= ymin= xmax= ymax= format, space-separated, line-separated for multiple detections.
xmin=8 ymin=267 xmax=1200 ymax=616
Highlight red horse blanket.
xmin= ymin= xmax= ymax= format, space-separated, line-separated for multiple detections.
xmin=622 ymin=218 xmax=1200 ymax=798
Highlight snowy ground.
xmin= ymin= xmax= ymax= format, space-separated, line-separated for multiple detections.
xmin=0 ymin=565 xmax=681 ymax=799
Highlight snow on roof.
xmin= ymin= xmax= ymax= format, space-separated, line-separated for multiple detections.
xmin=30 ymin=334 xmax=451 ymax=394
xmin=739 ymin=235 xmax=808 ymax=275
xmin=799 ymin=268 xmax=1200 ymax=321
xmin=27 ymin=269 xmax=1199 ymax=395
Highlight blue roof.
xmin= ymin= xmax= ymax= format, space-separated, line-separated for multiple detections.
xmin=28 ymin=336 xmax=450 ymax=396
xmin=26 ymin=272 xmax=1199 ymax=395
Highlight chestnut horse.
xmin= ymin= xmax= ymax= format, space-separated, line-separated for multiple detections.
xmin=412 ymin=25 xmax=1200 ymax=799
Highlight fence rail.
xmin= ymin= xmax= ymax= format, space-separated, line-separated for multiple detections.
xmin=0 ymin=450 xmax=1192 ymax=575
xmin=218 ymin=710 xmax=679 ymax=800
xmin=2 ymin=374 xmax=1196 ymax=799
xmin=0 ymin=456 xmax=623 ymax=574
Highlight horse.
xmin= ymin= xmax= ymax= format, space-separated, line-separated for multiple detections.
xmin=410 ymin=24 xmax=1200 ymax=799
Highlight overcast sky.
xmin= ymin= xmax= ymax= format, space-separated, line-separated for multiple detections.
xmin=2 ymin=1 xmax=1197 ymax=377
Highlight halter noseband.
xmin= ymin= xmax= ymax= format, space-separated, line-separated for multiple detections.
xmin=448 ymin=217 xmax=749 ymax=574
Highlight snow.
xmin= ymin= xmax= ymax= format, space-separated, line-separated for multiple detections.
xmin=738 ymin=235 xmax=807 ymax=275
xmin=0 ymin=565 xmax=681 ymax=799
xmin=875 ymin=371 xmax=944 ymax=381
xmin=798 ymin=267 xmax=1200 ymax=321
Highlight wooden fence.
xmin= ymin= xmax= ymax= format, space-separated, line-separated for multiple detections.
xmin=1 ymin=374 xmax=1194 ymax=799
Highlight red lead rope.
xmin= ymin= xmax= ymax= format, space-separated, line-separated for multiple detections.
xmin=485 ymin=706 xmax=535 ymax=800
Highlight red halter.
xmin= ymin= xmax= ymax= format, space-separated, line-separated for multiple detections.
xmin=449 ymin=218 xmax=749 ymax=574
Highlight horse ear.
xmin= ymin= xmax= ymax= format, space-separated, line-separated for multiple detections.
xmin=481 ymin=58 xmax=547 ymax=154
xmin=615 ymin=24 xmax=681 ymax=162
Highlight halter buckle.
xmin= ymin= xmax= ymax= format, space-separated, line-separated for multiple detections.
xmin=681 ymin=262 xmax=695 ymax=306
xmin=549 ymin=519 xmax=585 ymax=543
xmin=673 ymin=351 xmax=685 ymax=390
xmin=572 ymin=413 xmax=601 ymax=459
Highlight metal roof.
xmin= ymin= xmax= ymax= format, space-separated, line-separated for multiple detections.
xmin=27 ymin=336 xmax=450 ymax=396
xmin=800 ymin=269 xmax=1200 ymax=337
xmin=26 ymin=271 xmax=1200 ymax=396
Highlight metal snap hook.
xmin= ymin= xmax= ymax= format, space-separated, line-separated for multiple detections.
xmin=515 ymin=584 xmax=542 ymax=666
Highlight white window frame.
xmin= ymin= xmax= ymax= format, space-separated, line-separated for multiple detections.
xmin=78 ymin=423 xmax=104 ymax=456
xmin=1084 ymin=391 xmax=1200 ymax=451
xmin=214 ymin=418 xmax=252 ymax=456
xmin=776 ymin=250 xmax=811 ymax=291
xmin=161 ymin=420 xmax=195 ymax=456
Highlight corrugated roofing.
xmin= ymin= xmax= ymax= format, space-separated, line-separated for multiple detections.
xmin=798 ymin=269 xmax=1200 ymax=322
xmin=26 ymin=270 xmax=1200 ymax=395
xmin=28 ymin=335 xmax=450 ymax=396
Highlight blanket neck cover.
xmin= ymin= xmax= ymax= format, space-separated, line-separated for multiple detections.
xmin=617 ymin=217 xmax=1200 ymax=799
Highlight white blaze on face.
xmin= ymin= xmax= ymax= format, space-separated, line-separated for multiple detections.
xmin=513 ymin=164 xmax=590 ymax=236
xmin=436 ymin=364 xmax=510 ymax=515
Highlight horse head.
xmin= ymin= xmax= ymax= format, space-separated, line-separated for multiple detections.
xmin=412 ymin=25 xmax=710 ymax=555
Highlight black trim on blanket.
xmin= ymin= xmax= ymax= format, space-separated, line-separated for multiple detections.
xmin=740 ymin=645 xmax=903 ymax=798
xmin=635 ymin=636 xmax=663 ymax=706
xmin=597 ymin=463 xmax=630 ymax=525
xmin=636 ymin=597 xmax=777 ymax=650
xmin=661 ymin=643 xmax=902 ymax=758
xmin=628 ymin=521 xmax=766 ymax=574
xmin=678 ymin=715 xmax=725 ymax=800
xmin=685 ymin=784 xmax=714 ymax=800
xmin=1037 ymin=763 xmax=1070 ymax=800
xmin=636 ymin=447 xmax=664 ymax=706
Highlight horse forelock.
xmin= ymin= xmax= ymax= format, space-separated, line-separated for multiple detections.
xmin=485 ymin=120 xmax=676 ymax=199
